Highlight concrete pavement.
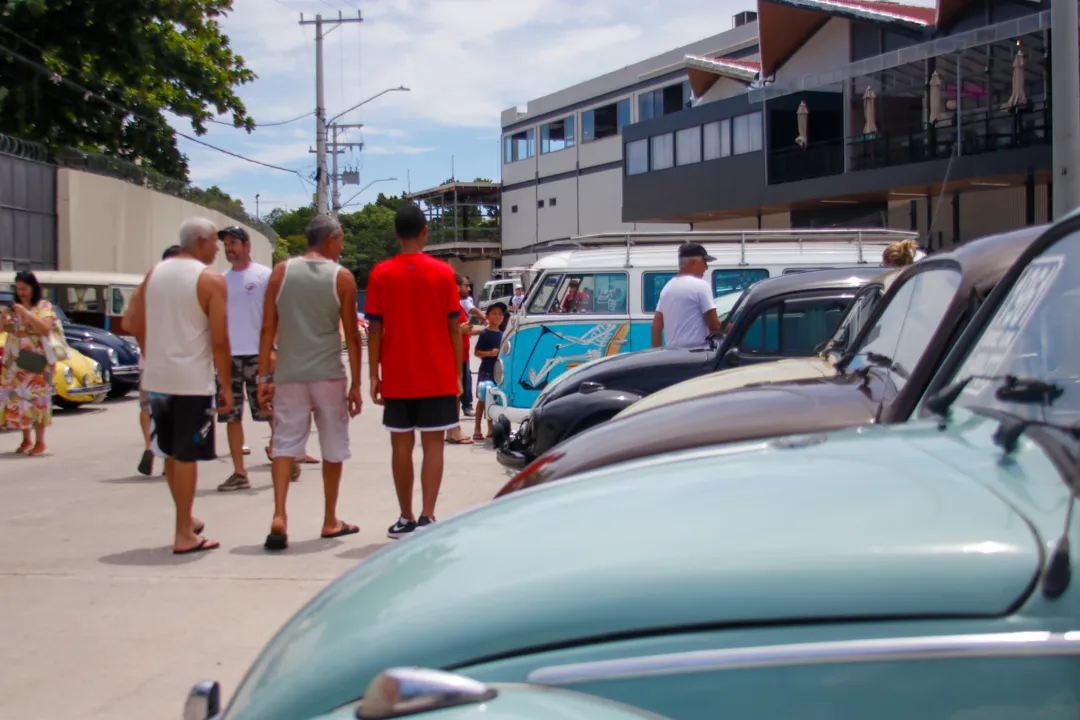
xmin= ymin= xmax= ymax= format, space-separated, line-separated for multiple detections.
xmin=0 ymin=358 xmax=514 ymax=720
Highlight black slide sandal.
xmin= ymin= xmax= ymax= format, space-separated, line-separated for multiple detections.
xmin=173 ymin=538 xmax=219 ymax=555
xmin=264 ymin=532 xmax=288 ymax=551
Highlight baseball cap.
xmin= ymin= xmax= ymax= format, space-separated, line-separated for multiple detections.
xmin=679 ymin=242 xmax=716 ymax=262
xmin=217 ymin=226 xmax=250 ymax=242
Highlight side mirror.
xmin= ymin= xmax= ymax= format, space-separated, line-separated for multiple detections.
xmin=183 ymin=681 xmax=221 ymax=720
xmin=723 ymin=347 xmax=742 ymax=366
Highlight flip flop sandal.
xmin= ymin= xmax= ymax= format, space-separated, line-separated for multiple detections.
xmin=243 ymin=446 xmax=251 ymax=456
xmin=447 ymin=437 xmax=475 ymax=445
xmin=303 ymin=455 xmax=319 ymax=464
xmin=27 ymin=446 xmax=47 ymax=457
xmin=321 ymin=522 xmax=360 ymax=539
xmin=264 ymin=532 xmax=288 ymax=551
xmin=173 ymin=538 xmax=219 ymax=555
xmin=14 ymin=442 xmax=32 ymax=454
xmin=472 ymin=433 xmax=485 ymax=441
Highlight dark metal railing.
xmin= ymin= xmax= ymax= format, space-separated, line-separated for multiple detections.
xmin=767 ymin=137 xmax=845 ymax=184
xmin=0 ymin=132 xmax=49 ymax=163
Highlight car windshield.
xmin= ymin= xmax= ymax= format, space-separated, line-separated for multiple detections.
xmin=845 ymin=267 xmax=961 ymax=395
xmin=714 ymin=289 xmax=745 ymax=323
xmin=478 ymin=284 xmax=493 ymax=303
xmin=949 ymin=227 xmax=1080 ymax=427
xmin=821 ymin=285 xmax=881 ymax=357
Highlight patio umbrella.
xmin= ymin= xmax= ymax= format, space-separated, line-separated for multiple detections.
xmin=1007 ymin=50 xmax=1027 ymax=109
xmin=928 ymin=71 xmax=942 ymax=124
xmin=863 ymin=86 xmax=878 ymax=135
xmin=796 ymin=101 xmax=809 ymax=148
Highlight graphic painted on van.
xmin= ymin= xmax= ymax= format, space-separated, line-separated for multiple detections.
xmin=503 ymin=321 xmax=633 ymax=406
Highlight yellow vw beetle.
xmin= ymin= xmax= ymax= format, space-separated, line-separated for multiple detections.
xmin=0 ymin=330 xmax=110 ymax=410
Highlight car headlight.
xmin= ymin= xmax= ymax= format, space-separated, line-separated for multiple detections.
xmin=63 ymin=366 xmax=75 ymax=386
xmin=91 ymin=360 xmax=102 ymax=378
xmin=106 ymin=348 xmax=118 ymax=365
xmin=493 ymin=357 xmax=504 ymax=385
xmin=501 ymin=339 xmax=511 ymax=356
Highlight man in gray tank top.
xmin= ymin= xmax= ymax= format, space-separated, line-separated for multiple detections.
xmin=256 ymin=215 xmax=363 ymax=551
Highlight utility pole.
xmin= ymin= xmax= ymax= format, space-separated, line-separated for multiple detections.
xmin=326 ymin=123 xmax=364 ymax=217
xmin=300 ymin=11 xmax=364 ymax=215
xmin=1051 ymin=0 xmax=1080 ymax=219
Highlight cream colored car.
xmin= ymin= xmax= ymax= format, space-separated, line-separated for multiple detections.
xmin=619 ymin=269 xmax=900 ymax=419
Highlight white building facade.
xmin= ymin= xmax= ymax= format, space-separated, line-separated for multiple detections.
xmin=499 ymin=19 xmax=759 ymax=267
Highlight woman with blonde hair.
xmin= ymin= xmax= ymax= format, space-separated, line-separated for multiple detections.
xmin=882 ymin=238 xmax=919 ymax=267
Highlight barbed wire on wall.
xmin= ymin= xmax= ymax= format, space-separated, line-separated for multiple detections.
xmin=0 ymin=131 xmax=49 ymax=163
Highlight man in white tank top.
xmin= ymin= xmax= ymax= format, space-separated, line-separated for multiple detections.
xmin=125 ymin=217 xmax=234 ymax=555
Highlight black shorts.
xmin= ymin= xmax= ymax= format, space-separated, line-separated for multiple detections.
xmin=382 ymin=395 xmax=459 ymax=433
xmin=148 ymin=393 xmax=216 ymax=463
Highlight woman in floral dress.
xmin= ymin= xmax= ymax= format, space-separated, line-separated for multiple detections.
xmin=1 ymin=271 xmax=57 ymax=455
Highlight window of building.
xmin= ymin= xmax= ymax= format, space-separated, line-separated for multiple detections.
xmin=712 ymin=269 xmax=768 ymax=297
xmin=703 ymin=119 xmax=731 ymax=160
xmin=639 ymin=80 xmax=693 ymax=122
xmin=536 ymin=273 xmax=629 ymax=314
xmin=582 ymin=98 xmax=631 ymax=142
xmin=650 ymin=133 xmax=674 ymax=170
xmin=504 ymin=128 xmax=535 ymax=163
xmin=540 ymin=116 xmax=575 ymax=154
xmin=511 ymin=205 xmax=519 ymax=213
xmin=732 ymin=112 xmax=763 ymax=154
xmin=626 ymin=139 xmax=649 ymax=176
xmin=550 ymin=197 xmax=557 ymax=207
xmin=537 ymin=199 xmax=545 ymax=209
xmin=676 ymin=126 xmax=701 ymax=166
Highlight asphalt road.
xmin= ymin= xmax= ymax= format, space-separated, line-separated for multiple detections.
xmin=0 ymin=357 xmax=514 ymax=720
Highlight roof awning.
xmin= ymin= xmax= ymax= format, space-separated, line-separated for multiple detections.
xmin=758 ymin=0 xmax=934 ymax=76
xmin=685 ymin=55 xmax=761 ymax=96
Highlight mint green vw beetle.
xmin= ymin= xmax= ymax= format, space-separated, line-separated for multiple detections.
xmin=189 ymin=214 xmax=1080 ymax=720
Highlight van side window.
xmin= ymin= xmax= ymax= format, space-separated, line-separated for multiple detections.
xmin=544 ymin=273 xmax=628 ymax=314
xmin=713 ymin=269 xmax=768 ymax=297
xmin=642 ymin=272 xmax=676 ymax=312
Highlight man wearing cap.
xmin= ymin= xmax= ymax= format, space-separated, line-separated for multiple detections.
xmin=216 ymin=226 xmax=276 ymax=491
xmin=651 ymin=243 xmax=722 ymax=350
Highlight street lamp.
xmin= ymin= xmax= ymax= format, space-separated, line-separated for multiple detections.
xmin=339 ymin=178 xmax=399 ymax=211
xmin=255 ymin=193 xmax=261 ymax=219
xmin=317 ymin=86 xmax=411 ymax=216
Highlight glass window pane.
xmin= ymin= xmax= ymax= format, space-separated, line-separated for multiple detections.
xmin=540 ymin=124 xmax=551 ymax=154
xmin=721 ymin=118 xmax=731 ymax=157
xmin=740 ymin=305 xmax=780 ymax=354
xmin=565 ymin=116 xmax=575 ymax=147
xmin=549 ymin=273 xmax=628 ymax=314
xmin=778 ymin=297 xmax=853 ymax=357
xmin=639 ymin=93 xmax=654 ymax=122
xmin=626 ymin=139 xmax=649 ymax=175
xmin=733 ymin=115 xmax=751 ymax=154
xmin=617 ymin=99 xmax=631 ymax=130
xmin=643 ymin=272 xmax=677 ymax=312
xmin=747 ymin=111 xmax=763 ymax=151
xmin=712 ymin=269 xmax=768 ymax=296
xmin=650 ymin=133 xmax=674 ymax=170
xmin=676 ymin=127 xmax=702 ymax=166
xmin=527 ymin=273 xmax=564 ymax=313
xmin=504 ymin=136 xmax=513 ymax=163
xmin=703 ymin=121 xmax=722 ymax=160
xmin=582 ymin=111 xmax=595 ymax=142
xmin=526 ymin=128 xmax=535 ymax=158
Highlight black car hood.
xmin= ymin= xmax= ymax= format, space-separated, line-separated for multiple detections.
xmin=544 ymin=346 xmax=717 ymax=401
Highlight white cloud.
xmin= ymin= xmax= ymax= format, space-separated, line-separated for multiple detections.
xmin=364 ymin=144 xmax=435 ymax=156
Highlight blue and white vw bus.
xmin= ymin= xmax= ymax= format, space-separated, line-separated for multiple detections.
xmin=485 ymin=229 xmax=916 ymax=423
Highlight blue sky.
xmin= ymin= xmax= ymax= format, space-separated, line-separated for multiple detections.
xmin=170 ymin=0 xmax=925 ymax=219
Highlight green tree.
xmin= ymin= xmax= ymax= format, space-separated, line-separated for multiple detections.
xmin=0 ymin=0 xmax=255 ymax=179
xmin=204 ymin=185 xmax=244 ymax=211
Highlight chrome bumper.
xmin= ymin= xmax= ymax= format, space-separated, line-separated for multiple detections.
xmin=61 ymin=382 xmax=112 ymax=399
xmin=111 ymin=364 xmax=140 ymax=378
xmin=484 ymin=386 xmax=531 ymax=424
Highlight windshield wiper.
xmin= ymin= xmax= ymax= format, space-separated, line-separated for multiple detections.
xmin=925 ymin=375 xmax=1064 ymax=419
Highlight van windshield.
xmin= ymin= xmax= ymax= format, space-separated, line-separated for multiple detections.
xmin=478 ymin=284 xmax=493 ymax=303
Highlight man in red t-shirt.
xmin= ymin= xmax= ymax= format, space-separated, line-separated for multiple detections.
xmin=366 ymin=203 xmax=463 ymax=539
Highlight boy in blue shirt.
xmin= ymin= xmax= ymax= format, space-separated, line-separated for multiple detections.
xmin=472 ymin=302 xmax=506 ymax=441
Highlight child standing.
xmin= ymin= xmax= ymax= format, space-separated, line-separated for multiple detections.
xmin=473 ymin=302 xmax=506 ymax=441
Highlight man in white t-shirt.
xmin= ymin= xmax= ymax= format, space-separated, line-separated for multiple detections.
xmin=216 ymin=226 xmax=275 ymax=491
xmin=652 ymin=243 xmax=723 ymax=350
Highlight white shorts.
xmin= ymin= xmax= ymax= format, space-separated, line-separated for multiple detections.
xmin=271 ymin=378 xmax=351 ymax=463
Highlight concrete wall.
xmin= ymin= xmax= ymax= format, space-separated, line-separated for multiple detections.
xmin=446 ymin=257 xmax=494 ymax=301
xmin=57 ymin=168 xmax=273 ymax=275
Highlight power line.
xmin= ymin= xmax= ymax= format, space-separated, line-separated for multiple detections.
xmin=207 ymin=111 xmax=314 ymax=128
xmin=0 ymin=33 xmax=308 ymax=178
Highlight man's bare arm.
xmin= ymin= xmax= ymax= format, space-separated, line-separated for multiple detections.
xmin=338 ymin=268 xmax=361 ymax=390
xmin=651 ymin=311 xmax=664 ymax=348
xmin=704 ymin=308 xmax=722 ymax=333
xmin=259 ymin=264 xmax=285 ymax=379
xmin=123 ymin=272 xmax=151 ymax=349
xmin=199 ymin=270 xmax=232 ymax=389
xmin=449 ymin=314 xmax=463 ymax=381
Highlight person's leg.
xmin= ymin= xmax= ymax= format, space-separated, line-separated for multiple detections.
xmin=391 ymin=431 xmax=416 ymax=520
xmin=137 ymin=390 xmax=154 ymax=475
xmin=267 ymin=383 xmax=312 ymax=544
xmin=157 ymin=395 xmax=217 ymax=552
xmin=311 ymin=379 xmax=354 ymax=536
xmin=17 ymin=429 xmax=31 ymax=453
xmin=419 ymin=430 xmax=445 ymax=519
xmin=140 ymin=408 xmax=151 ymax=450
xmin=461 ymin=361 xmax=474 ymax=413
xmin=220 ymin=357 xmax=248 ymax=488
xmin=473 ymin=400 xmax=485 ymax=438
